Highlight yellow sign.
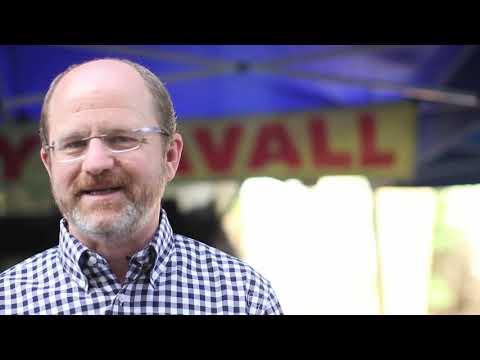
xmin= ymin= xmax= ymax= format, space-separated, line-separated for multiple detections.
xmin=176 ymin=102 xmax=416 ymax=181
xmin=0 ymin=102 xmax=416 ymax=212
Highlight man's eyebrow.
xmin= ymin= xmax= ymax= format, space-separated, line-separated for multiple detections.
xmin=57 ymin=130 xmax=90 ymax=141
xmin=101 ymin=127 xmax=132 ymax=134
xmin=58 ymin=128 xmax=132 ymax=140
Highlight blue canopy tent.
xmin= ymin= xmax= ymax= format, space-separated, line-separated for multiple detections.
xmin=2 ymin=45 xmax=480 ymax=290
xmin=0 ymin=44 xmax=479 ymax=187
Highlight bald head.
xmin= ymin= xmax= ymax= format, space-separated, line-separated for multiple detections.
xmin=49 ymin=60 xmax=155 ymax=126
xmin=39 ymin=58 xmax=176 ymax=147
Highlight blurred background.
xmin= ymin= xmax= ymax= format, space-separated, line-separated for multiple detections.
xmin=1 ymin=45 xmax=480 ymax=314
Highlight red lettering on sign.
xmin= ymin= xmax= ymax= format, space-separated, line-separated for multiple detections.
xmin=248 ymin=123 xmax=301 ymax=169
xmin=309 ymin=118 xmax=352 ymax=167
xmin=194 ymin=125 xmax=244 ymax=173
xmin=359 ymin=113 xmax=394 ymax=167
xmin=0 ymin=135 xmax=39 ymax=181
xmin=177 ymin=143 xmax=193 ymax=175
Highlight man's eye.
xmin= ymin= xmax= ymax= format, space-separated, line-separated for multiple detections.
xmin=111 ymin=135 xmax=135 ymax=143
xmin=107 ymin=135 xmax=138 ymax=148
xmin=62 ymin=140 xmax=87 ymax=150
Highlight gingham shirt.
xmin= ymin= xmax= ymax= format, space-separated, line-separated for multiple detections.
xmin=0 ymin=210 xmax=282 ymax=315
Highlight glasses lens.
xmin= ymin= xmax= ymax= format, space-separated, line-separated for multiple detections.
xmin=58 ymin=138 xmax=89 ymax=157
xmin=104 ymin=132 xmax=141 ymax=151
xmin=54 ymin=130 xmax=144 ymax=162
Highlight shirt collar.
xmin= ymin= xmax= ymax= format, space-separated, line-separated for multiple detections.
xmin=58 ymin=208 xmax=175 ymax=290
xmin=145 ymin=208 xmax=175 ymax=287
xmin=58 ymin=219 xmax=91 ymax=291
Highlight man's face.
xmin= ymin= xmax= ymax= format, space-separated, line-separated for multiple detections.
xmin=41 ymin=60 xmax=182 ymax=244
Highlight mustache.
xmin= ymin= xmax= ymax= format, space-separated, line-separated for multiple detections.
xmin=72 ymin=172 xmax=131 ymax=196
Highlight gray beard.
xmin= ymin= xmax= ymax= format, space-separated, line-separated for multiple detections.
xmin=66 ymin=199 xmax=152 ymax=244
xmin=50 ymin=160 xmax=167 ymax=245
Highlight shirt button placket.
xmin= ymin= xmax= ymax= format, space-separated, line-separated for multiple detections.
xmin=119 ymin=294 xmax=126 ymax=305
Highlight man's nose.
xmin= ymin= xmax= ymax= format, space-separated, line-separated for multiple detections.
xmin=81 ymin=138 xmax=115 ymax=175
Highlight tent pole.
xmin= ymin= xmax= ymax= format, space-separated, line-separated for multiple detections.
xmin=257 ymin=68 xmax=480 ymax=109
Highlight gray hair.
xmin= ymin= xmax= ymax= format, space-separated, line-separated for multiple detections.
xmin=39 ymin=58 xmax=177 ymax=147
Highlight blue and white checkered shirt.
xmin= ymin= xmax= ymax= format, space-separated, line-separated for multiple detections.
xmin=0 ymin=209 xmax=282 ymax=315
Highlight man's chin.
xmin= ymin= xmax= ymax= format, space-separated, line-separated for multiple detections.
xmin=74 ymin=215 xmax=122 ymax=233
xmin=59 ymin=192 xmax=155 ymax=240
xmin=68 ymin=206 xmax=140 ymax=239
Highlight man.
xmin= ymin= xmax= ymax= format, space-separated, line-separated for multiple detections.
xmin=0 ymin=58 xmax=283 ymax=315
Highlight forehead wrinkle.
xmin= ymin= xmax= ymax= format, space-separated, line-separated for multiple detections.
xmin=66 ymin=93 xmax=149 ymax=115
xmin=51 ymin=107 xmax=152 ymax=138
xmin=65 ymin=107 xmax=148 ymax=122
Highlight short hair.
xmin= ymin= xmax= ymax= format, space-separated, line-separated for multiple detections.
xmin=39 ymin=58 xmax=177 ymax=147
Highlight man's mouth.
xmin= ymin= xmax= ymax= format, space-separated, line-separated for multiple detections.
xmin=80 ymin=187 xmax=123 ymax=196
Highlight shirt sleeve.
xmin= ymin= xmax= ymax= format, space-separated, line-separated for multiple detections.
xmin=260 ymin=284 xmax=283 ymax=315
xmin=246 ymin=273 xmax=283 ymax=315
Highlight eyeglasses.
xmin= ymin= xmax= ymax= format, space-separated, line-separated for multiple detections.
xmin=44 ymin=126 xmax=170 ymax=163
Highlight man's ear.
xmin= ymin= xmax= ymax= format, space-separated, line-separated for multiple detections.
xmin=40 ymin=147 xmax=53 ymax=179
xmin=164 ymin=133 xmax=183 ymax=183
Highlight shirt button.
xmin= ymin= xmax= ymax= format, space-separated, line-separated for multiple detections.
xmin=142 ymin=264 xmax=151 ymax=273
xmin=118 ymin=294 xmax=128 ymax=304
xmin=87 ymin=256 xmax=97 ymax=266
